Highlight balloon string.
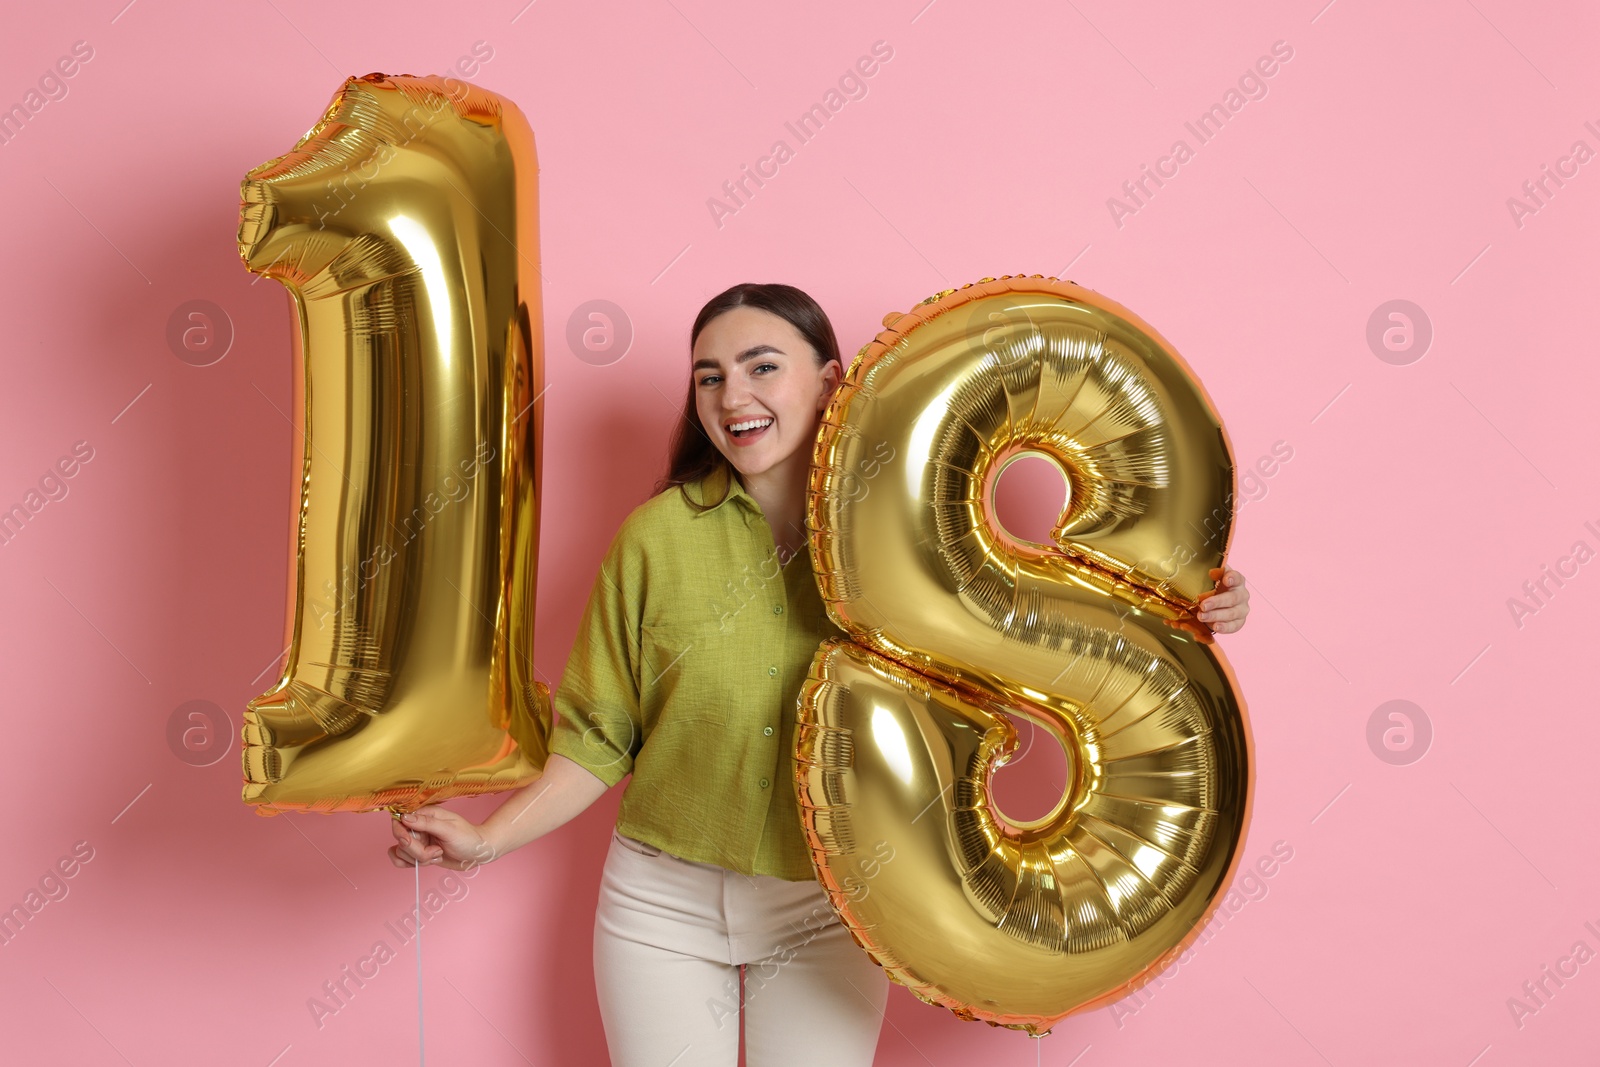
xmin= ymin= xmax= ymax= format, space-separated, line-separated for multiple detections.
xmin=415 ymin=856 xmax=425 ymax=1066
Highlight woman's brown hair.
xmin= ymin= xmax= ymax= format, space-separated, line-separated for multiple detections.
xmin=653 ymin=282 xmax=843 ymax=509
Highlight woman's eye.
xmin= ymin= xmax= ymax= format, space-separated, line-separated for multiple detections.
xmin=698 ymin=375 xmax=721 ymax=387
xmin=754 ymin=362 xmax=778 ymax=374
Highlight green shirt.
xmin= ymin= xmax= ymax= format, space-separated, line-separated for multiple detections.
xmin=547 ymin=462 xmax=842 ymax=880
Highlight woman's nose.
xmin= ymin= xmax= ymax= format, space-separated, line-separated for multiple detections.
xmin=723 ymin=375 xmax=753 ymax=407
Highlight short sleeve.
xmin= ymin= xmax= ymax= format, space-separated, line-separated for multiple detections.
xmin=547 ymin=526 xmax=643 ymax=788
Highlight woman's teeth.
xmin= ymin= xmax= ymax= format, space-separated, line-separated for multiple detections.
xmin=729 ymin=417 xmax=773 ymax=437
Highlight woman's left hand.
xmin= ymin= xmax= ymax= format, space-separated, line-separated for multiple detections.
xmin=1197 ymin=567 xmax=1250 ymax=634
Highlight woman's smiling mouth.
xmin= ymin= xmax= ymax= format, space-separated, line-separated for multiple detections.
xmin=725 ymin=416 xmax=774 ymax=444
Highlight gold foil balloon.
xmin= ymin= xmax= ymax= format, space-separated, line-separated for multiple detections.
xmin=797 ymin=275 xmax=1253 ymax=1034
xmin=237 ymin=73 xmax=550 ymax=815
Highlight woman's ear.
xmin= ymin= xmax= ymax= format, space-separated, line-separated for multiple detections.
xmin=818 ymin=358 xmax=843 ymax=407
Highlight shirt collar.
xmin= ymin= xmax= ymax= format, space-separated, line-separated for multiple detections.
xmin=686 ymin=462 xmax=762 ymax=517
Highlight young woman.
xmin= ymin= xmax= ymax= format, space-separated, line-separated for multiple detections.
xmin=388 ymin=283 xmax=1253 ymax=1065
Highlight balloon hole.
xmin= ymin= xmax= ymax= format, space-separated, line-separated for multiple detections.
xmin=991 ymin=451 xmax=1070 ymax=549
xmin=988 ymin=711 xmax=1074 ymax=832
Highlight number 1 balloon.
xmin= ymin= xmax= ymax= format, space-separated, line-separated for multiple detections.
xmin=796 ymin=275 xmax=1253 ymax=1034
xmin=236 ymin=73 xmax=550 ymax=815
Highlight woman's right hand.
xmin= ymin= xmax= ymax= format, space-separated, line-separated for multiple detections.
xmin=385 ymin=754 xmax=612 ymax=874
xmin=388 ymin=806 xmax=498 ymax=872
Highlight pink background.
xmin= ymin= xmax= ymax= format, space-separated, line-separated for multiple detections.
xmin=1 ymin=1 xmax=1595 ymax=1063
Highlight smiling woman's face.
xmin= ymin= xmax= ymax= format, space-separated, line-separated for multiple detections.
xmin=691 ymin=305 xmax=841 ymax=482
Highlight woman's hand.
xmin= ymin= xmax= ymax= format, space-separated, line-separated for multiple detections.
xmin=388 ymin=806 xmax=498 ymax=872
xmin=1197 ymin=567 xmax=1250 ymax=634
xmin=383 ymin=755 xmax=610 ymax=875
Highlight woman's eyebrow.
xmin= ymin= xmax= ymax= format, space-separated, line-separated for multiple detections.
xmin=693 ymin=344 xmax=785 ymax=371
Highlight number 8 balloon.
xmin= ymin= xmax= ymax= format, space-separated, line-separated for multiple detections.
xmin=236 ymin=74 xmax=550 ymax=815
xmin=797 ymin=275 xmax=1253 ymax=1034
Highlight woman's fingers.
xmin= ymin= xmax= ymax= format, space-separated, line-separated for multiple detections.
xmin=392 ymin=830 xmax=426 ymax=862
xmin=389 ymin=809 xmax=475 ymax=870
xmin=1197 ymin=568 xmax=1249 ymax=632
xmin=399 ymin=808 xmax=462 ymax=842
xmin=1196 ymin=572 xmax=1241 ymax=630
xmin=390 ymin=807 xmax=490 ymax=872
xmin=389 ymin=836 xmax=445 ymax=867
xmin=390 ymin=817 xmax=422 ymax=849
xmin=1207 ymin=566 xmax=1245 ymax=588
xmin=388 ymin=815 xmax=445 ymax=863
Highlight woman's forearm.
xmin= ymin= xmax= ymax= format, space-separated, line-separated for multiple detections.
xmin=478 ymin=753 xmax=612 ymax=861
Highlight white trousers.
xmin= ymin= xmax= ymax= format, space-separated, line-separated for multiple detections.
xmin=593 ymin=827 xmax=890 ymax=1066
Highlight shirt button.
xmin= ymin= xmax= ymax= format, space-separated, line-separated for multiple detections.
xmin=763 ymin=726 xmax=773 ymax=736
xmin=759 ymin=777 xmax=770 ymax=789
xmin=773 ymin=604 xmax=783 ymax=614
xmin=768 ymin=666 xmax=778 ymax=677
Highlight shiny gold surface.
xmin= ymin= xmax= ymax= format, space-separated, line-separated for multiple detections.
xmin=237 ymin=74 xmax=549 ymax=815
xmin=797 ymin=275 xmax=1253 ymax=1034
